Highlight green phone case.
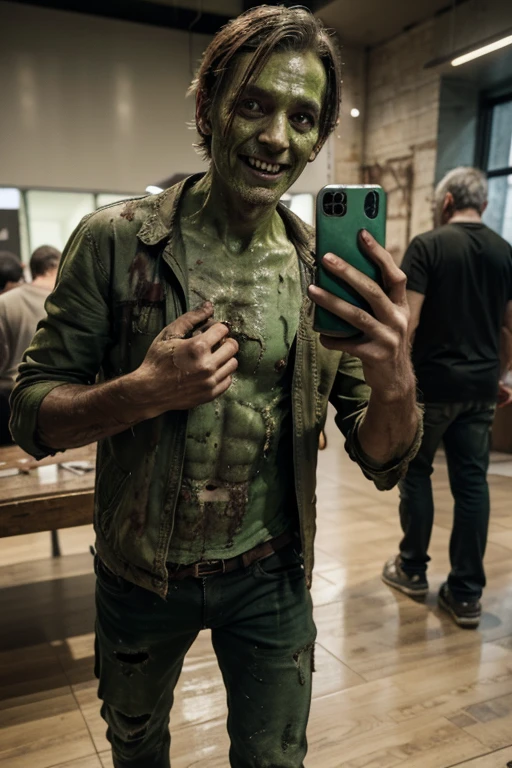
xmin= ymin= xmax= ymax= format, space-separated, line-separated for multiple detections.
xmin=314 ymin=185 xmax=387 ymax=337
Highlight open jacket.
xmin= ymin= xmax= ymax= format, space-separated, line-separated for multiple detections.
xmin=10 ymin=175 xmax=420 ymax=597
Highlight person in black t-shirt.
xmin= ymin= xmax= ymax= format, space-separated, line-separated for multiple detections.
xmin=382 ymin=166 xmax=512 ymax=628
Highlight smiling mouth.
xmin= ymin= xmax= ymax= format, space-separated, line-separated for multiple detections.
xmin=241 ymin=155 xmax=289 ymax=176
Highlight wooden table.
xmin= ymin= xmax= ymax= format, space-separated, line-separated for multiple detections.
xmin=0 ymin=444 xmax=96 ymax=538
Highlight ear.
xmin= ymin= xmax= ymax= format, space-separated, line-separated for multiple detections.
xmin=443 ymin=192 xmax=454 ymax=216
xmin=481 ymin=200 xmax=488 ymax=214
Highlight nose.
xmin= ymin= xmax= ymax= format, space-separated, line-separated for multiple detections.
xmin=258 ymin=112 xmax=290 ymax=154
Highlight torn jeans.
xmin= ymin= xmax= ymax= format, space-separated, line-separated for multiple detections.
xmin=94 ymin=542 xmax=316 ymax=767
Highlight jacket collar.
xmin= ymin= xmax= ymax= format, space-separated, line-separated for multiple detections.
xmin=137 ymin=173 xmax=315 ymax=267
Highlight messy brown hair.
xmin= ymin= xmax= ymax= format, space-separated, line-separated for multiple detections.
xmin=190 ymin=5 xmax=342 ymax=160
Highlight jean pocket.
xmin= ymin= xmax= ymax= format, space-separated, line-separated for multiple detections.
xmin=253 ymin=545 xmax=305 ymax=581
xmin=95 ymin=557 xmax=136 ymax=598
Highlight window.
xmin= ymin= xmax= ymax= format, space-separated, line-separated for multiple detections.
xmin=0 ymin=187 xmax=142 ymax=264
xmin=479 ymin=94 xmax=512 ymax=243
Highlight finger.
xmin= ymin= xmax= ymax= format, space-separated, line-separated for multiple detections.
xmin=174 ymin=323 xmax=234 ymax=374
xmin=308 ymin=284 xmax=391 ymax=341
xmin=164 ymin=303 xmax=214 ymax=339
xmin=358 ymin=230 xmax=407 ymax=304
xmin=210 ymin=337 xmax=239 ymax=368
xmin=197 ymin=321 xmax=232 ymax=351
xmin=211 ymin=356 xmax=238 ymax=385
xmin=320 ymin=253 xmax=395 ymax=323
xmin=192 ymin=318 xmax=218 ymax=336
xmin=208 ymin=375 xmax=234 ymax=401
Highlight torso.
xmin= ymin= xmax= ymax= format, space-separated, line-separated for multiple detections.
xmin=167 ymin=211 xmax=303 ymax=563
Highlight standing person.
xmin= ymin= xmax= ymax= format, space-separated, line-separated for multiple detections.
xmin=0 ymin=251 xmax=23 ymax=295
xmin=0 ymin=245 xmax=60 ymax=443
xmin=382 ymin=167 xmax=512 ymax=629
xmin=11 ymin=7 xmax=421 ymax=767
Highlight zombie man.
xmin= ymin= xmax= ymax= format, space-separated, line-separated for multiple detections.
xmin=11 ymin=6 xmax=421 ymax=767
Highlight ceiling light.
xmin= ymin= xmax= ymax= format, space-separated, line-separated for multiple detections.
xmin=350 ymin=108 xmax=360 ymax=118
xmin=452 ymin=33 xmax=512 ymax=66
xmin=424 ymin=28 xmax=512 ymax=69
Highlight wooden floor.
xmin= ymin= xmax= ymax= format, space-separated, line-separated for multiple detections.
xmin=2 ymin=414 xmax=512 ymax=768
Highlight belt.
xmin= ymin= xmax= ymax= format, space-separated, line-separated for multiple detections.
xmin=167 ymin=531 xmax=294 ymax=580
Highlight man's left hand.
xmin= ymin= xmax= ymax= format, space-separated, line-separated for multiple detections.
xmin=308 ymin=229 xmax=415 ymax=402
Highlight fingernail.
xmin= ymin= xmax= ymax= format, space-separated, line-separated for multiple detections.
xmin=323 ymin=253 xmax=336 ymax=264
xmin=360 ymin=229 xmax=371 ymax=244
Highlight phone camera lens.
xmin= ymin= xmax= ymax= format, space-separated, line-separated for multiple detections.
xmin=322 ymin=192 xmax=335 ymax=216
xmin=364 ymin=190 xmax=379 ymax=219
xmin=323 ymin=190 xmax=348 ymax=216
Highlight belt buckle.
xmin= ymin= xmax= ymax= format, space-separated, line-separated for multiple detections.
xmin=192 ymin=559 xmax=226 ymax=577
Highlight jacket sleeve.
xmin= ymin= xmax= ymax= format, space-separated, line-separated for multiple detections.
xmin=329 ymin=352 xmax=423 ymax=491
xmin=9 ymin=217 xmax=111 ymax=459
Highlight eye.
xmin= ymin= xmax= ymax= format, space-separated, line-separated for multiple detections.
xmin=291 ymin=112 xmax=315 ymax=130
xmin=239 ymin=99 xmax=264 ymax=116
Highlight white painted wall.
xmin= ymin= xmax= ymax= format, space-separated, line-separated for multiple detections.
xmin=0 ymin=0 xmax=330 ymax=195
xmin=0 ymin=1 xmax=210 ymax=192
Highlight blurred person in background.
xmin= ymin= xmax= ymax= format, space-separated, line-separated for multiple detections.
xmin=382 ymin=167 xmax=512 ymax=629
xmin=0 ymin=245 xmax=60 ymax=443
xmin=0 ymin=250 xmax=23 ymax=295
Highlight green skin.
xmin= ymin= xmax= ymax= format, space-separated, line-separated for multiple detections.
xmin=167 ymin=51 xmax=326 ymax=561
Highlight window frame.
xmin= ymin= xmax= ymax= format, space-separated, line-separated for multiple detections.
xmin=476 ymin=90 xmax=512 ymax=179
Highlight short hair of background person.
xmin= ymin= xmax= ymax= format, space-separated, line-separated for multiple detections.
xmin=434 ymin=167 xmax=488 ymax=227
xmin=0 ymin=251 xmax=23 ymax=293
xmin=29 ymin=245 xmax=61 ymax=280
xmin=190 ymin=4 xmax=342 ymax=162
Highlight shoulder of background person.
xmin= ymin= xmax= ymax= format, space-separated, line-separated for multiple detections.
xmin=476 ymin=222 xmax=512 ymax=255
xmin=0 ymin=284 xmax=25 ymax=311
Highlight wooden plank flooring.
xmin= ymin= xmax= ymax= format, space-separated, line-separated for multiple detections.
xmin=1 ymin=411 xmax=512 ymax=768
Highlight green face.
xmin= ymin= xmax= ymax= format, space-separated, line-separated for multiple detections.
xmin=208 ymin=50 xmax=327 ymax=209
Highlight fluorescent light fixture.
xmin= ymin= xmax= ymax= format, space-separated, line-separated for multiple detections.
xmin=451 ymin=33 xmax=512 ymax=66
xmin=350 ymin=108 xmax=360 ymax=118
xmin=145 ymin=185 xmax=163 ymax=194
xmin=424 ymin=28 xmax=512 ymax=69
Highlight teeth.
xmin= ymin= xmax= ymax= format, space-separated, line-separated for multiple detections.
xmin=247 ymin=157 xmax=281 ymax=174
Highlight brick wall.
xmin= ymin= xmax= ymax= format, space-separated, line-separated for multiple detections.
xmin=331 ymin=0 xmax=512 ymax=263
xmin=363 ymin=20 xmax=440 ymax=262
xmin=333 ymin=46 xmax=366 ymax=186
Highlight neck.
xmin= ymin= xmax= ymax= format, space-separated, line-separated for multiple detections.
xmin=31 ymin=274 xmax=56 ymax=290
xmin=183 ymin=171 xmax=281 ymax=251
xmin=447 ymin=208 xmax=482 ymax=224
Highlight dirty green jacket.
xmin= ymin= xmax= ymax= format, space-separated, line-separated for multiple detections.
xmin=10 ymin=175 xmax=420 ymax=597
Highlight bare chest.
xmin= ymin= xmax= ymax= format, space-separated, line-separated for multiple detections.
xmin=184 ymin=235 xmax=303 ymax=378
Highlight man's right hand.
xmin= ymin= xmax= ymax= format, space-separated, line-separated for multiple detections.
xmin=136 ymin=302 xmax=238 ymax=416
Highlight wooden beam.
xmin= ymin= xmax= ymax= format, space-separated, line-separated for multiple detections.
xmin=0 ymin=491 xmax=93 ymax=537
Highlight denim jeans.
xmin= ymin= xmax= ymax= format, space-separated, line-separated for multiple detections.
xmin=94 ymin=542 xmax=316 ymax=768
xmin=399 ymin=400 xmax=496 ymax=601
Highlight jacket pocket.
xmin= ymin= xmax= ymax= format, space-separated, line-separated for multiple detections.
xmin=95 ymin=455 xmax=131 ymax=539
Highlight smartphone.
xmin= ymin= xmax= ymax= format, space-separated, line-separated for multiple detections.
xmin=314 ymin=184 xmax=387 ymax=337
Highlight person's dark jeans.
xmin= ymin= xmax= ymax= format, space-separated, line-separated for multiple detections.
xmin=94 ymin=542 xmax=316 ymax=768
xmin=399 ymin=400 xmax=496 ymax=602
